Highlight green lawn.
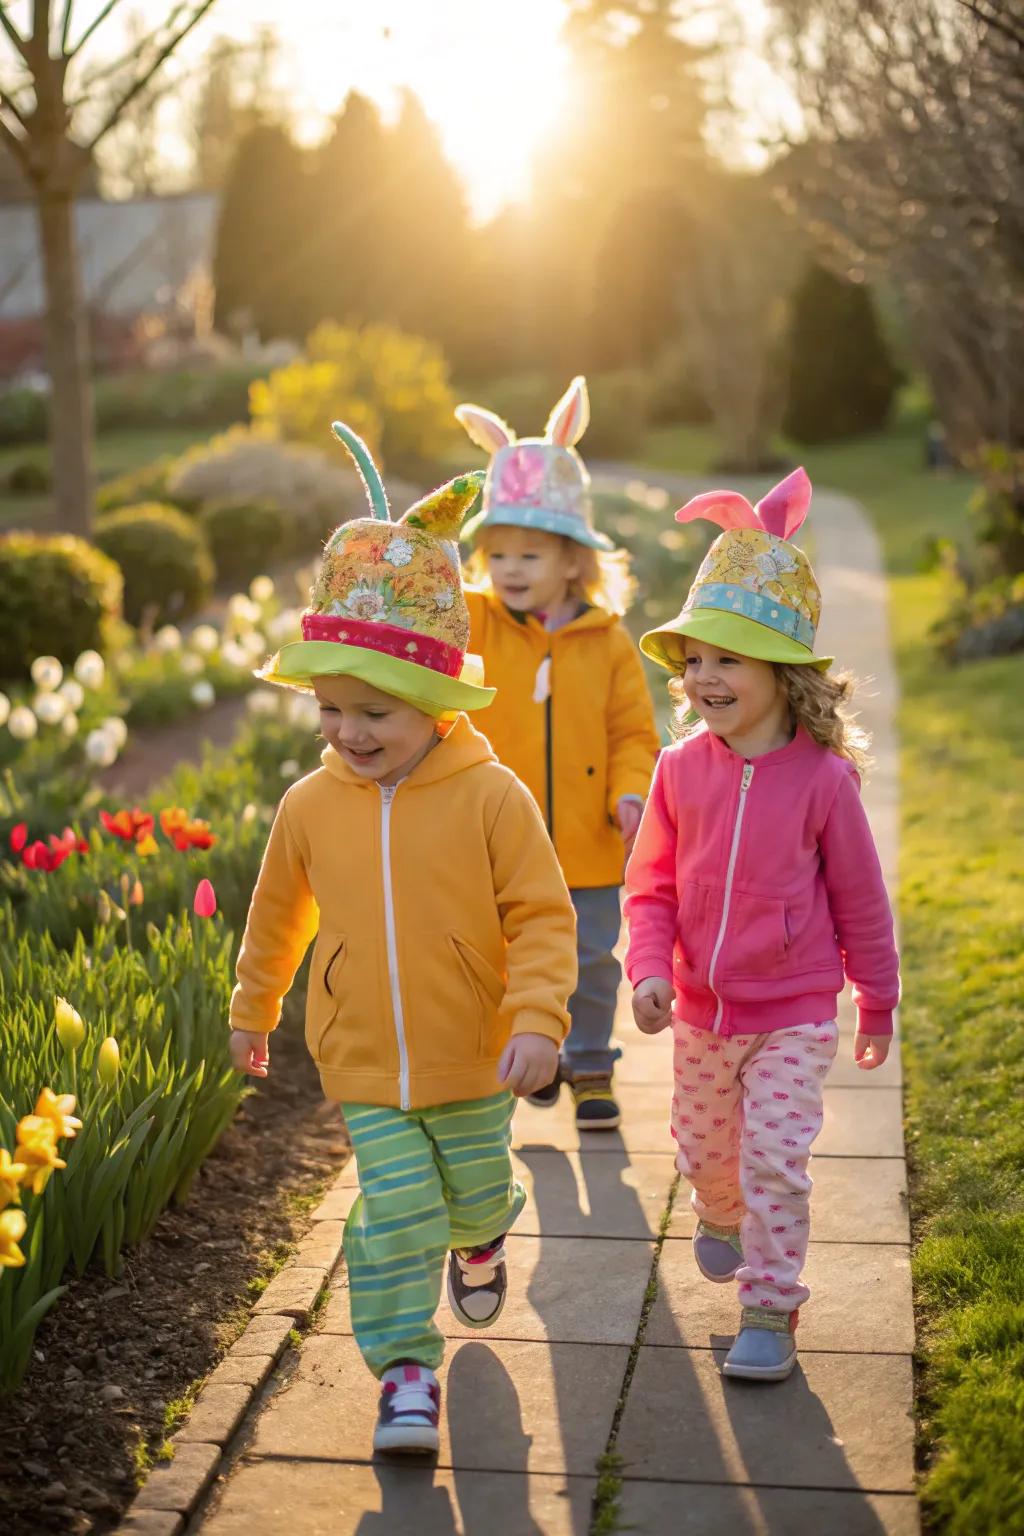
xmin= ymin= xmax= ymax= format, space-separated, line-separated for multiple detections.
xmin=640 ymin=413 xmax=1023 ymax=1532
xmin=0 ymin=427 xmax=207 ymax=530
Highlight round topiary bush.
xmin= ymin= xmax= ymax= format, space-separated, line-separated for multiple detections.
xmin=95 ymin=502 xmax=214 ymax=627
xmin=200 ymin=500 xmax=286 ymax=585
xmin=0 ymin=533 xmax=123 ymax=681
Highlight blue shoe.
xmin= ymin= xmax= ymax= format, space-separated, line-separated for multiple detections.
xmin=693 ymin=1221 xmax=743 ymax=1283
xmin=722 ymin=1308 xmax=799 ymax=1381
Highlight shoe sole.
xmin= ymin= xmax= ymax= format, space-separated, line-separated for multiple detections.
xmin=526 ymin=1092 xmax=560 ymax=1108
xmin=446 ymin=1266 xmax=508 ymax=1331
xmin=721 ymin=1352 xmax=798 ymax=1382
xmin=575 ymin=1113 xmax=621 ymax=1131
xmin=373 ymin=1424 xmax=440 ymax=1454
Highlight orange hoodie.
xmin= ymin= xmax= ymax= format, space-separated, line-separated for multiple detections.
xmin=229 ymin=716 xmax=577 ymax=1109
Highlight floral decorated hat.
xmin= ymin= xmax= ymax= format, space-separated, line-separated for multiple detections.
xmin=641 ymin=467 xmax=833 ymax=672
xmin=259 ymin=423 xmax=495 ymax=716
xmin=455 ymin=376 xmax=614 ymax=551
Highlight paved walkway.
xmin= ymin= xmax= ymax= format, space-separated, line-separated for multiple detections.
xmin=192 ymin=477 xmax=916 ymax=1535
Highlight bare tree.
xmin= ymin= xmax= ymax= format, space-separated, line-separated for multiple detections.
xmin=0 ymin=1 xmax=218 ymax=537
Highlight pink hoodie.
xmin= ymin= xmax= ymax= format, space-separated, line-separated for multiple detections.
xmin=624 ymin=725 xmax=900 ymax=1037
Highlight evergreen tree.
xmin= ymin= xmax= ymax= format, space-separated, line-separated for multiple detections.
xmin=212 ymin=123 xmax=311 ymax=341
xmin=783 ymin=263 xmax=899 ymax=444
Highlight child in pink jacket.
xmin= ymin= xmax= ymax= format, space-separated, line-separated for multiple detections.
xmin=624 ymin=467 xmax=899 ymax=1382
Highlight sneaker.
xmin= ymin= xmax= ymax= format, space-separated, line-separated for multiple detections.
xmin=374 ymin=1363 xmax=441 ymax=1454
xmin=693 ymin=1221 xmax=744 ymax=1283
xmin=570 ymin=1072 xmax=621 ymax=1131
xmin=447 ymin=1234 xmax=508 ymax=1329
xmin=722 ymin=1307 xmax=799 ymax=1382
xmin=527 ymin=1062 xmax=562 ymax=1108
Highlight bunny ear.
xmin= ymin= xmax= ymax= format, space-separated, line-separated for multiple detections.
xmin=454 ymin=403 xmax=515 ymax=455
xmin=400 ymin=470 xmax=485 ymax=540
xmin=755 ymin=467 xmax=811 ymax=539
xmin=545 ymin=376 xmax=590 ymax=447
xmin=674 ymin=489 xmax=760 ymax=530
xmin=331 ymin=421 xmax=390 ymax=522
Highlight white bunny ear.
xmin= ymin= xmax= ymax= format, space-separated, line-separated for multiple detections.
xmin=454 ymin=402 xmax=515 ymax=455
xmin=545 ymin=376 xmax=589 ymax=447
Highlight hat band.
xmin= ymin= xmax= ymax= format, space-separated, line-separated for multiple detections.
xmin=685 ymin=582 xmax=816 ymax=650
xmin=301 ymin=613 xmax=464 ymax=677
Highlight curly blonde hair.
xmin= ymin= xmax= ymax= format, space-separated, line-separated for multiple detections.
xmin=466 ymin=527 xmax=636 ymax=617
xmin=668 ymin=664 xmax=872 ymax=774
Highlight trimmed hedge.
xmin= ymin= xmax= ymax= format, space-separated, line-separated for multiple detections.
xmin=0 ymin=533 xmax=123 ymax=681
xmin=95 ymin=503 xmax=214 ymax=627
xmin=200 ymin=500 xmax=286 ymax=584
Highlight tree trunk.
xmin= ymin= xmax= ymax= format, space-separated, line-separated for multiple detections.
xmin=37 ymin=187 xmax=94 ymax=539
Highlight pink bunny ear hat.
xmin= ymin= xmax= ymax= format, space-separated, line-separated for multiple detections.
xmin=641 ymin=468 xmax=833 ymax=672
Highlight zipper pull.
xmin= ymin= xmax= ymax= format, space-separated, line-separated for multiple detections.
xmin=533 ymin=655 xmax=552 ymax=704
xmin=741 ymin=763 xmax=754 ymax=790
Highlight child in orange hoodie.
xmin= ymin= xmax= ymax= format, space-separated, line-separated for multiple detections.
xmin=456 ymin=378 xmax=660 ymax=1130
xmin=228 ymin=424 xmax=577 ymax=1456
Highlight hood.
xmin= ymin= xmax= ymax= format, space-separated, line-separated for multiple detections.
xmin=320 ymin=713 xmax=498 ymax=790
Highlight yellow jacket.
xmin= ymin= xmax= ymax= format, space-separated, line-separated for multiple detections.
xmin=466 ymin=589 xmax=660 ymax=888
xmin=229 ymin=716 xmax=577 ymax=1109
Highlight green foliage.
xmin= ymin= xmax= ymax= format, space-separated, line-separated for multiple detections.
xmin=0 ymin=388 xmax=47 ymax=447
xmin=2 ymin=460 xmax=50 ymax=496
xmin=0 ymin=533 xmax=123 ymax=683
xmin=586 ymin=371 xmax=653 ymax=458
xmin=95 ymin=503 xmax=214 ymax=627
xmin=95 ymin=455 xmax=192 ymax=516
xmin=200 ymin=500 xmax=286 ymax=584
xmin=783 ymin=263 xmax=898 ymax=445
xmin=0 ymin=372 xmax=263 ymax=450
xmin=928 ymin=447 xmax=1024 ymax=662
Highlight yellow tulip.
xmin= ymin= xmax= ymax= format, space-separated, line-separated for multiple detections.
xmin=0 ymin=1207 xmax=27 ymax=1268
xmin=54 ymin=997 xmax=86 ymax=1052
xmin=0 ymin=1148 xmax=27 ymax=1209
xmin=98 ymin=1036 xmax=120 ymax=1085
xmin=136 ymin=833 xmax=159 ymax=858
xmin=31 ymin=1087 xmax=81 ymax=1141
xmin=13 ymin=1122 xmax=66 ymax=1195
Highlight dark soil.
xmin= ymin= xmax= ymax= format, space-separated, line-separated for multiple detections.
xmin=0 ymin=1018 xmax=350 ymax=1535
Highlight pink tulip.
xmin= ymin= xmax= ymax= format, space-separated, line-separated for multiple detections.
xmin=193 ymin=878 xmax=217 ymax=918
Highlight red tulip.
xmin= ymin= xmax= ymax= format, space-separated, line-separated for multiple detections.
xmin=193 ymin=878 xmax=217 ymax=918
xmin=100 ymin=808 xmax=155 ymax=843
xmin=9 ymin=823 xmax=28 ymax=854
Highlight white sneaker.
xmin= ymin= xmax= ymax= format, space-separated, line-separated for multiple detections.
xmin=447 ymin=1235 xmax=508 ymax=1329
xmin=373 ymin=1363 xmax=440 ymax=1454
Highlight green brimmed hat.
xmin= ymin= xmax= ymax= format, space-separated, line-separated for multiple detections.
xmin=642 ymin=468 xmax=833 ymax=672
xmin=455 ymin=376 xmax=614 ymax=551
xmin=259 ymin=423 xmax=495 ymax=716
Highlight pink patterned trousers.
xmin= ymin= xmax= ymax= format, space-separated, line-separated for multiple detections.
xmin=671 ymin=1019 xmax=839 ymax=1314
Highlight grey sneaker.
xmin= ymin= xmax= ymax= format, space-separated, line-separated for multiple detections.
xmin=722 ymin=1307 xmax=799 ymax=1381
xmin=447 ymin=1235 xmax=507 ymax=1329
xmin=693 ymin=1221 xmax=743 ymax=1282
xmin=373 ymin=1363 xmax=440 ymax=1455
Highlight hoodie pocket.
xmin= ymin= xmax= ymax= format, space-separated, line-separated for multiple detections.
xmin=720 ymin=893 xmax=788 ymax=983
xmin=306 ymin=935 xmax=346 ymax=1061
xmin=449 ymin=934 xmax=506 ymax=1057
xmin=674 ymin=880 xmax=710 ymax=986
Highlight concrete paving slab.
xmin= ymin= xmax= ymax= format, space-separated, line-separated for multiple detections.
xmin=667 ymin=1156 xmax=910 ymax=1245
xmin=615 ymin=1347 xmax=915 ymax=1492
xmin=814 ymin=1090 xmax=905 ymax=1158
xmin=509 ymin=1149 xmax=676 ymax=1238
xmin=616 ymin=1480 xmax=920 ymax=1535
xmin=646 ymin=1240 xmax=914 ymax=1352
xmin=245 ymin=1332 xmax=626 ymax=1478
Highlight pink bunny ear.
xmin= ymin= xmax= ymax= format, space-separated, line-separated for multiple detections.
xmin=755 ymin=467 xmax=811 ymax=539
xmin=674 ymin=489 xmax=760 ymax=530
xmin=545 ymin=376 xmax=589 ymax=447
xmin=455 ymin=402 xmax=515 ymax=455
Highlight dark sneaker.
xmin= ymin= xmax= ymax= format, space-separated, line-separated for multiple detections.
xmin=693 ymin=1221 xmax=743 ymax=1283
xmin=374 ymin=1363 xmax=440 ymax=1454
xmin=447 ymin=1235 xmax=507 ymax=1329
xmin=570 ymin=1072 xmax=621 ymax=1131
xmin=722 ymin=1307 xmax=799 ymax=1382
xmin=527 ymin=1062 xmax=562 ymax=1108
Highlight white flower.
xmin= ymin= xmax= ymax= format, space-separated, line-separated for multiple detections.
xmin=31 ymin=655 xmax=63 ymax=691
xmin=246 ymin=689 xmax=280 ymax=716
xmin=190 ymin=624 xmax=219 ymax=655
xmin=153 ymin=624 xmax=182 ymax=654
xmin=62 ymin=713 xmax=79 ymax=738
xmin=279 ymin=758 xmax=300 ymax=778
xmin=191 ymin=680 xmax=216 ymax=709
xmin=434 ymin=586 xmax=455 ymax=611
xmin=7 ymin=705 xmax=38 ymax=741
xmin=241 ymin=802 xmax=259 ymax=823
xmin=181 ymin=652 xmax=204 ymax=676
xmin=34 ymin=691 xmax=68 ymax=725
xmin=221 ymin=640 xmax=252 ymax=670
xmin=249 ymin=575 xmax=275 ymax=604
xmin=58 ymin=679 xmax=84 ymax=711
xmin=73 ymin=650 xmax=106 ymax=689
xmin=754 ymin=547 xmax=798 ymax=581
xmin=384 ymin=536 xmax=415 ymax=568
xmin=285 ymin=693 xmax=321 ymax=730
xmin=267 ymin=609 xmax=301 ymax=644
xmin=84 ymin=728 xmax=118 ymax=767
xmin=100 ymin=716 xmax=129 ymax=751
xmin=0 ymin=692 xmax=9 ymax=727
xmin=228 ymin=594 xmax=260 ymax=627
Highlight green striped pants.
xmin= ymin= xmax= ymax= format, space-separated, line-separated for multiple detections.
xmin=341 ymin=1092 xmax=526 ymax=1378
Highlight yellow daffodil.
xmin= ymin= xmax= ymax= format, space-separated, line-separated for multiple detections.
xmin=0 ymin=1147 xmax=27 ymax=1209
xmin=13 ymin=1122 xmax=66 ymax=1195
xmin=54 ymin=997 xmax=86 ymax=1052
xmin=0 ymin=1207 xmax=27 ymax=1267
xmin=98 ymin=1037 xmax=120 ymax=1085
xmin=31 ymin=1087 xmax=81 ymax=1141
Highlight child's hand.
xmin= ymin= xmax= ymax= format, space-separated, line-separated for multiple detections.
xmin=230 ymin=1029 xmax=270 ymax=1078
xmin=498 ymin=1033 xmax=559 ymax=1097
xmin=615 ymin=797 xmax=643 ymax=859
xmin=853 ymin=1031 xmax=890 ymax=1070
xmin=632 ymin=977 xmax=674 ymax=1034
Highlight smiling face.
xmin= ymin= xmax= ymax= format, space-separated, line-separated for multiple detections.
xmin=480 ymin=525 xmax=580 ymax=616
xmin=314 ymin=675 xmax=438 ymax=785
xmin=680 ymin=639 xmax=791 ymax=757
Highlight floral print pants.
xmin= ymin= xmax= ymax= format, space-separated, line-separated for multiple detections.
xmin=671 ymin=1019 xmax=839 ymax=1314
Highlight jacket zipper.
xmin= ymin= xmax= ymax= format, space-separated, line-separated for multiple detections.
xmin=379 ymin=783 xmax=411 ymax=1110
xmin=707 ymin=761 xmax=754 ymax=1034
xmin=544 ymin=683 xmax=554 ymax=836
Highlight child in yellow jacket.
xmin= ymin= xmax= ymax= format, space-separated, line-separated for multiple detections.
xmin=456 ymin=377 xmax=660 ymax=1130
xmin=229 ymin=423 xmax=577 ymax=1456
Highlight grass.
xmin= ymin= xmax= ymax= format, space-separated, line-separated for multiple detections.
xmin=0 ymin=427 xmax=208 ymax=529
xmin=639 ymin=408 xmax=1023 ymax=1532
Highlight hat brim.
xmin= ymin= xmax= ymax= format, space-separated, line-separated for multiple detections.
xmin=462 ymin=505 xmax=614 ymax=551
xmin=257 ymin=640 xmax=496 ymax=716
xmin=641 ymin=610 xmax=832 ymax=672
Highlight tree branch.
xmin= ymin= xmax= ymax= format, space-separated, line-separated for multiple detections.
xmin=85 ymin=0 xmax=217 ymax=151
xmin=0 ymin=107 xmax=29 ymax=164
xmin=0 ymin=82 xmax=29 ymax=130
xmin=67 ymin=0 xmax=124 ymax=59
xmin=957 ymin=0 xmax=1024 ymax=52
xmin=0 ymin=3 xmax=30 ymax=62
xmin=60 ymin=0 xmax=73 ymax=52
